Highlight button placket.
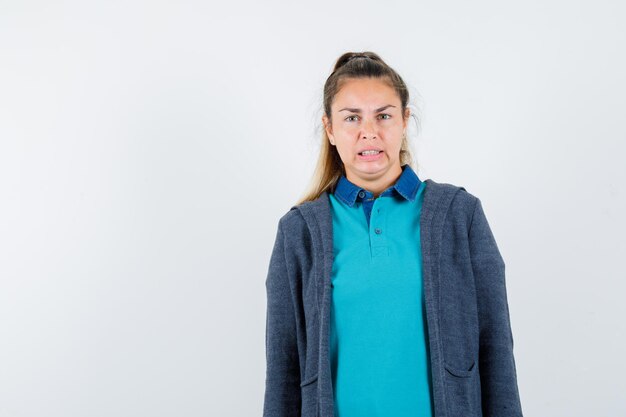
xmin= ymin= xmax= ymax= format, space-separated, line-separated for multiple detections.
xmin=370 ymin=198 xmax=389 ymax=258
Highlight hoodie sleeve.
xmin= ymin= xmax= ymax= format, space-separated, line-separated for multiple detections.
xmin=468 ymin=197 xmax=524 ymax=417
xmin=263 ymin=220 xmax=301 ymax=416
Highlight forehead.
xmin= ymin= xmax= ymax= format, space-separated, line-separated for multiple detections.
xmin=333 ymin=77 xmax=399 ymax=109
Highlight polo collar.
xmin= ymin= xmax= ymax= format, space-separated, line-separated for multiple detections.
xmin=333 ymin=164 xmax=422 ymax=207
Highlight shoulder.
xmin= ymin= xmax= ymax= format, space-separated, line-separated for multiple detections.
xmin=277 ymin=191 xmax=329 ymax=228
xmin=424 ymin=178 xmax=481 ymax=222
xmin=275 ymin=203 xmax=311 ymax=240
xmin=277 ymin=207 xmax=305 ymax=230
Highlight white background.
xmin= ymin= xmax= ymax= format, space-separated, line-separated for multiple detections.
xmin=1 ymin=0 xmax=625 ymax=416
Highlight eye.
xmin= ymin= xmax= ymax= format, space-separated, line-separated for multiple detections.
xmin=379 ymin=113 xmax=391 ymax=120
xmin=345 ymin=115 xmax=359 ymax=122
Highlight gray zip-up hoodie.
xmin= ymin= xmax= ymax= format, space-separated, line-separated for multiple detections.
xmin=263 ymin=179 xmax=523 ymax=417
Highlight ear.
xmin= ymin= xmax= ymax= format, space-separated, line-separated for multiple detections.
xmin=322 ymin=114 xmax=335 ymax=145
xmin=403 ymin=107 xmax=410 ymax=130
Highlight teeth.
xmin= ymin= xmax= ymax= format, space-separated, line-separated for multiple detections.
xmin=361 ymin=150 xmax=380 ymax=155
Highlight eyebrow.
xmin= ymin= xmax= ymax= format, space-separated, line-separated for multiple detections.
xmin=338 ymin=104 xmax=396 ymax=113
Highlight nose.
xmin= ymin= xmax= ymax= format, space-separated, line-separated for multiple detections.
xmin=361 ymin=117 xmax=377 ymax=139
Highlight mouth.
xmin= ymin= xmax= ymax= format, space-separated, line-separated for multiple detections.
xmin=357 ymin=150 xmax=384 ymax=161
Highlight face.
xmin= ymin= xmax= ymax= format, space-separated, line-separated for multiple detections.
xmin=323 ymin=77 xmax=409 ymax=189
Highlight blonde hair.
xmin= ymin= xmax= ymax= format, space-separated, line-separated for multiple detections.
xmin=295 ymin=51 xmax=420 ymax=206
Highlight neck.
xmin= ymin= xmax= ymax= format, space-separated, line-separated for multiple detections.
xmin=346 ymin=164 xmax=403 ymax=197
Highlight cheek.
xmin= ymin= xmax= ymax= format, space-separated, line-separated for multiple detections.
xmin=337 ymin=145 xmax=354 ymax=158
xmin=338 ymin=125 xmax=358 ymax=135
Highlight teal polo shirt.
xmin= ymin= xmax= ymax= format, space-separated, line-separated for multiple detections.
xmin=328 ymin=164 xmax=433 ymax=417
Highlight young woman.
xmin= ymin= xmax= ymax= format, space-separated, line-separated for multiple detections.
xmin=263 ymin=51 xmax=523 ymax=417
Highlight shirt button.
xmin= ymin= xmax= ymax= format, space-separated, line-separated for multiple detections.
xmin=375 ymin=228 xmax=382 ymax=234
xmin=358 ymin=191 xmax=365 ymax=198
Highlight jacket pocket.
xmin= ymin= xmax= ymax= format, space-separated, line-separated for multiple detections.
xmin=444 ymin=359 xmax=476 ymax=378
xmin=300 ymin=373 xmax=319 ymax=387
xmin=443 ymin=359 xmax=480 ymax=416
xmin=300 ymin=373 xmax=319 ymax=417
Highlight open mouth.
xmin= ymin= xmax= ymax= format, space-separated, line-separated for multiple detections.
xmin=357 ymin=150 xmax=384 ymax=160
